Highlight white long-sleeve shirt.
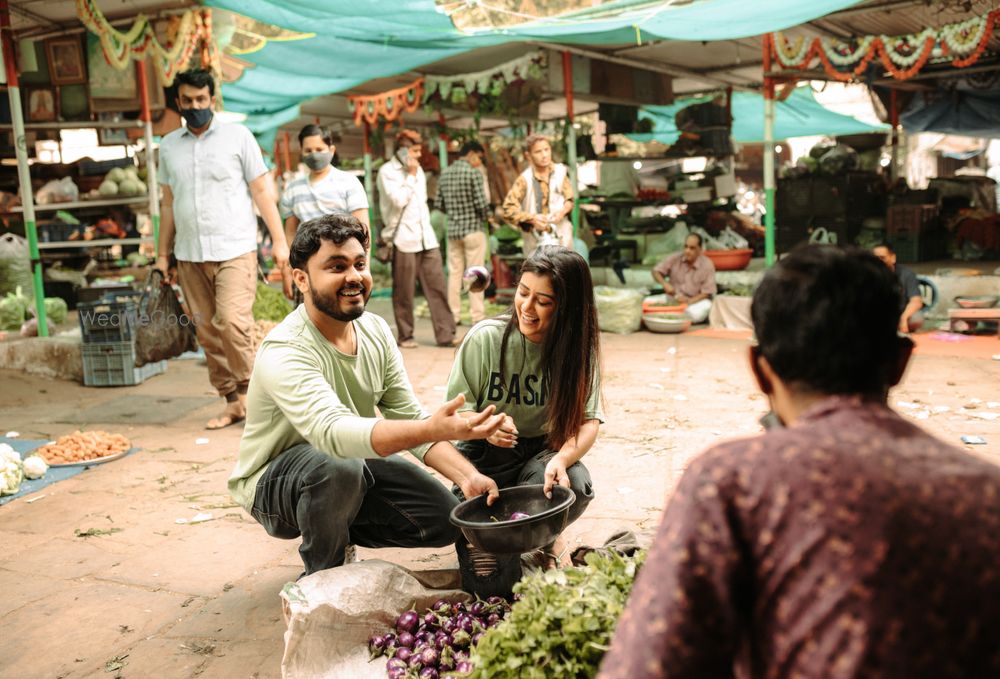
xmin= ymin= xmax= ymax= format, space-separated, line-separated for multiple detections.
xmin=376 ymin=157 xmax=438 ymax=253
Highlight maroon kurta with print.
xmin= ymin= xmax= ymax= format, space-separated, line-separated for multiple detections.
xmin=600 ymin=397 xmax=1000 ymax=679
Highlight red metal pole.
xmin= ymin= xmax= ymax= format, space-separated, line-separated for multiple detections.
xmin=562 ymin=51 xmax=574 ymax=118
xmin=282 ymin=131 xmax=292 ymax=174
xmin=137 ymin=60 xmax=151 ymax=122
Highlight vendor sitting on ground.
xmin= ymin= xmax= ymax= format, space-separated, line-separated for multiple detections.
xmin=446 ymin=245 xmax=602 ymax=569
xmin=651 ymin=233 xmax=717 ymax=323
xmin=228 ymin=213 xmax=504 ymax=577
xmin=873 ymin=241 xmax=924 ymax=333
xmin=599 ymin=245 xmax=1000 ymax=679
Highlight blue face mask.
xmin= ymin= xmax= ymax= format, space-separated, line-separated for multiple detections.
xmin=181 ymin=107 xmax=213 ymax=128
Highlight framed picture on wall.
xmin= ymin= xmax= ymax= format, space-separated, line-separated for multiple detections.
xmin=46 ymin=36 xmax=86 ymax=85
xmin=25 ymin=87 xmax=58 ymax=122
xmin=86 ymin=32 xmax=137 ymax=100
xmin=97 ymin=112 xmax=130 ymax=146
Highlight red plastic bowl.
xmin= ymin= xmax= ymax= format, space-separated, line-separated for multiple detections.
xmin=704 ymin=248 xmax=752 ymax=271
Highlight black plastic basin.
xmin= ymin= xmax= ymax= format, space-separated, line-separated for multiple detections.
xmin=449 ymin=484 xmax=575 ymax=555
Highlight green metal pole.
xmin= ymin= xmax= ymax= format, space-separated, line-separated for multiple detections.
xmin=1 ymin=2 xmax=47 ymax=336
xmin=764 ymin=96 xmax=776 ymax=267
xmin=763 ymin=37 xmax=776 ymax=267
xmin=137 ymin=61 xmax=161 ymax=255
xmin=438 ymin=137 xmax=448 ymax=171
xmin=363 ymin=122 xmax=375 ymax=230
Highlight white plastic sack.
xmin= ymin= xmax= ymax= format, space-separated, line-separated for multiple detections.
xmin=809 ymin=227 xmax=838 ymax=245
xmin=690 ymin=226 xmax=724 ymax=251
xmin=35 ymin=177 xmax=79 ymax=204
xmin=660 ymin=221 xmax=690 ymax=254
xmin=594 ymin=286 xmax=644 ymax=334
xmin=280 ymin=560 xmax=468 ymax=679
xmin=717 ymin=226 xmax=749 ymax=250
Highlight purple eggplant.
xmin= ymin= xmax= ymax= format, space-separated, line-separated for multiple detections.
xmin=485 ymin=612 xmax=501 ymax=628
xmin=423 ymin=611 xmax=440 ymax=627
xmin=396 ymin=609 xmax=420 ymax=634
xmin=431 ymin=598 xmax=451 ymax=614
xmin=418 ymin=668 xmax=439 ymax=679
xmin=396 ymin=631 xmax=416 ymax=649
xmin=393 ymin=647 xmax=412 ymax=663
xmin=455 ymin=660 xmax=474 ymax=673
xmin=472 ymin=631 xmax=485 ymax=646
xmin=387 ymin=657 xmax=407 ymax=672
xmin=469 ymin=601 xmax=486 ymax=617
xmin=418 ymin=646 xmax=439 ymax=666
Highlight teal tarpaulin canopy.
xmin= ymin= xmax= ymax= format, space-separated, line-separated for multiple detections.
xmin=206 ymin=0 xmax=865 ymax=136
xmin=629 ymin=88 xmax=888 ymax=144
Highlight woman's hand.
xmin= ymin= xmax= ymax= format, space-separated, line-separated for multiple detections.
xmin=543 ymin=455 xmax=571 ymax=498
xmin=486 ymin=414 xmax=518 ymax=448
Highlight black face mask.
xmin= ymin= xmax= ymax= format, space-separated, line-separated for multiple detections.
xmin=181 ymin=107 xmax=213 ymax=129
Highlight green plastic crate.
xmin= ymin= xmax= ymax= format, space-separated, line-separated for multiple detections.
xmin=82 ymin=341 xmax=166 ymax=387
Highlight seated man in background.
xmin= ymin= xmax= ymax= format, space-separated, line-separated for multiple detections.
xmin=873 ymin=242 xmax=924 ymax=333
xmin=600 ymin=245 xmax=1000 ymax=679
xmin=651 ymin=233 xmax=716 ymax=323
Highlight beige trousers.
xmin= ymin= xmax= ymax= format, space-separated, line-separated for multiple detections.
xmin=176 ymin=251 xmax=257 ymax=397
xmin=447 ymin=230 xmax=488 ymax=324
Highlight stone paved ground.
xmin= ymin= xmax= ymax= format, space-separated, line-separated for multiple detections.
xmin=1 ymin=298 xmax=998 ymax=678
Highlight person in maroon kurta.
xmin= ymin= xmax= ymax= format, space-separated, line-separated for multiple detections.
xmin=600 ymin=245 xmax=1000 ymax=679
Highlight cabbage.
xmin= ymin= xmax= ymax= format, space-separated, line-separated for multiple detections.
xmin=0 ymin=288 xmax=28 ymax=331
xmin=44 ymin=297 xmax=68 ymax=324
xmin=99 ymin=180 xmax=119 ymax=197
xmin=118 ymin=178 xmax=143 ymax=197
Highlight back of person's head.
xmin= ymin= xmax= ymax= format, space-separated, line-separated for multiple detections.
xmin=396 ymin=129 xmax=422 ymax=149
xmin=176 ymin=68 xmax=215 ymax=96
xmin=298 ymin=124 xmax=339 ymax=148
xmin=290 ymin=213 xmax=369 ymax=270
xmin=605 ymin=142 xmax=618 ymax=154
xmin=459 ymin=140 xmax=485 ymax=156
xmin=751 ymin=244 xmax=903 ymax=396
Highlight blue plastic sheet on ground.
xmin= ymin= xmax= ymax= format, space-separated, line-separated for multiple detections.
xmin=0 ymin=437 xmax=137 ymax=506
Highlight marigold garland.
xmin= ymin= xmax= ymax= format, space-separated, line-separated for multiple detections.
xmin=76 ymin=0 xmax=212 ymax=85
xmin=347 ymin=78 xmax=425 ymax=127
xmin=770 ymin=8 xmax=999 ymax=82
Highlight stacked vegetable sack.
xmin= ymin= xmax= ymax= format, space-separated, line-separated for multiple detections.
xmin=368 ymin=550 xmax=645 ymax=678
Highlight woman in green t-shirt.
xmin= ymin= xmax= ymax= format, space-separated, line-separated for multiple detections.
xmin=447 ymin=245 xmax=603 ymax=567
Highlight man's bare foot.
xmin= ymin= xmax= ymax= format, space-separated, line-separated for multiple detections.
xmin=206 ymin=399 xmax=246 ymax=430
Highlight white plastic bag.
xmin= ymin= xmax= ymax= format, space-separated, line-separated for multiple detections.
xmin=717 ymin=226 xmax=749 ymax=250
xmin=660 ymin=221 xmax=690 ymax=254
xmin=690 ymin=226 xmax=724 ymax=251
xmin=809 ymin=227 xmax=838 ymax=245
xmin=594 ymin=286 xmax=644 ymax=334
xmin=35 ymin=177 xmax=79 ymax=204
xmin=280 ymin=560 xmax=468 ymax=679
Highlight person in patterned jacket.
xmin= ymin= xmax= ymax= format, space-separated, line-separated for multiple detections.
xmin=600 ymin=244 xmax=1000 ymax=679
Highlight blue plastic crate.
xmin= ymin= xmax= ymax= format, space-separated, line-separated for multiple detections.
xmin=81 ymin=340 xmax=165 ymax=387
xmin=78 ymin=297 xmax=139 ymax=344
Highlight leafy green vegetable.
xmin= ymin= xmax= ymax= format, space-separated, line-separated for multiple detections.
xmin=0 ymin=288 xmax=29 ymax=331
xmin=44 ymin=297 xmax=68 ymax=324
xmin=468 ymin=549 xmax=645 ymax=678
xmin=252 ymin=282 xmax=293 ymax=322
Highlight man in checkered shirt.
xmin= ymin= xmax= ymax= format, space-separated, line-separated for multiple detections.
xmin=434 ymin=140 xmax=491 ymax=326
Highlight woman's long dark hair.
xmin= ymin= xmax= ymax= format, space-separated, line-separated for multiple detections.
xmin=498 ymin=245 xmax=601 ymax=449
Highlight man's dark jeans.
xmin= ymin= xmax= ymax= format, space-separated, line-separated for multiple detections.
xmin=251 ymin=443 xmax=459 ymax=576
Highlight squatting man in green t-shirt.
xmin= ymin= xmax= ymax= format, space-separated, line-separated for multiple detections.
xmin=228 ymin=213 xmax=505 ymax=577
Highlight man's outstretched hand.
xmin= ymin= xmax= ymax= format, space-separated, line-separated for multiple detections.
xmin=429 ymin=394 xmax=504 ymax=442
